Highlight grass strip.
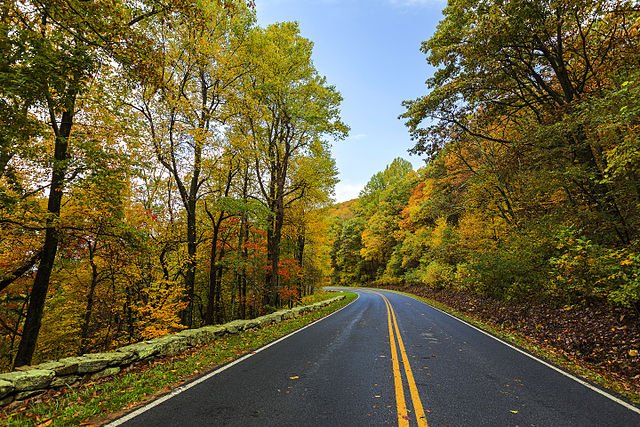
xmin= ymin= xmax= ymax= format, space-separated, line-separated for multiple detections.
xmin=371 ymin=287 xmax=640 ymax=406
xmin=1 ymin=291 xmax=357 ymax=427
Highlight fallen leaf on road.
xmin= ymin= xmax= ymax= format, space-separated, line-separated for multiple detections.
xmin=510 ymin=410 xmax=518 ymax=414
xmin=289 ymin=376 xmax=299 ymax=379
xmin=374 ymin=395 xmax=381 ymax=398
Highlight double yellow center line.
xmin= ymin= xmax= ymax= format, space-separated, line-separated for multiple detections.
xmin=369 ymin=291 xmax=428 ymax=427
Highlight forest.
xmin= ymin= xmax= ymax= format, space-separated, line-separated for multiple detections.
xmin=0 ymin=0 xmax=347 ymax=371
xmin=2 ymin=0 xmax=639 ymax=383
xmin=330 ymin=0 xmax=640 ymax=347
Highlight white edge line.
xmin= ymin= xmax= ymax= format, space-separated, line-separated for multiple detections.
xmin=107 ymin=294 xmax=358 ymax=426
xmin=380 ymin=288 xmax=640 ymax=415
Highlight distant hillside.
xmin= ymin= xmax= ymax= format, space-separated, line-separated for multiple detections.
xmin=327 ymin=198 xmax=357 ymax=221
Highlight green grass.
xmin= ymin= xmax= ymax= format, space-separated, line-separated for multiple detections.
xmin=1 ymin=291 xmax=357 ymax=426
xmin=372 ymin=287 xmax=640 ymax=406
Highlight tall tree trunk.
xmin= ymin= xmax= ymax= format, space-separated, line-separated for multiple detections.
xmin=205 ymin=220 xmax=221 ymax=324
xmin=296 ymin=224 xmax=305 ymax=296
xmin=13 ymin=100 xmax=74 ymax=368
xmin=79 ymin=242 xmax=98 ymax=355
xmin=214 ymin=246 xmax=225 ymax=323
xmin=184 ymin=205 xmax=197 ymax=327
xmin=267 ymin=199 xmax=285 ymax=308
xmin=234 ymin=199 xmax=248 ymax=319
xmin=239 ymin=202 xmax=249 ymax=319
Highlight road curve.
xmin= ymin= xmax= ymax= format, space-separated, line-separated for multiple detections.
xmin=108 ymin=288 xmax=640 ymax=426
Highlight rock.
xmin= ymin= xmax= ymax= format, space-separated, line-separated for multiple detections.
xmin=117 ymin=342 xmax=159 ymax=360
xmin=50 ymin=375 xmax=81 ymax=388
xmin=278 ymin=310 xmax=293 ymax=320
xmin=64 ymin=352 xmax=131 ymax=374
xmin=89 ymin=367 xmax=120 ymax=381
xmin=14 ymin=389 xmax=43 ymax=401
xmin=177 ymin=325 xmax=233 ymax=345
xmin=269 ymin=312 xmax=283 ymax=323
xmin=50 ymin=358 xmax=81 ymax=376
xmin=35 ymin=361 xmax=76 ymax=376
xmin=57 ymin=356 xmax=103 ymax=375
xmin=0 ymin=380 xmax=14 ymax=399
xmin=243 ymin=319 xmax=259 ymax=330
xmin=224 ymin=320 xmax=249 ymax=334
xmin=74 ymin=355 xmax=109 ymax=374
xmin=254 ymin=316 xmax=272 ymax=327
xmin=91 ymin=351 xmax=135 ymax=366
xmin=199 ymin=325 xmax=227 ymax=338
xmin=175 ymin=329 xmax=210 ymax=346
xmin=149 ymin=335 xmax=191 ymax=357
xmin=0 ymin=370 xmax=54 ymax=391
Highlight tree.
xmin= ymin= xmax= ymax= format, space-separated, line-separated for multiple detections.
xmin=132 ymin=1 xmax=255 ymax=327
xmin=6 ymin=0 xmax=165 ymax=368
xmin=358 ymin=157 xmax=414 ymax=217
xmin=401 ymin=0 xmax=640 ymax=244
xmin=236 ymin=22 xmax=347 ymax=306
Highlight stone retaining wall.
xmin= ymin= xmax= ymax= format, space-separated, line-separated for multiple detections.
xmin=0 ymin=295 xmax=345 ymax=406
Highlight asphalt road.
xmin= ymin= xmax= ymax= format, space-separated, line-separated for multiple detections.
xmin=109 ymin=288 xmax=640 ymax=426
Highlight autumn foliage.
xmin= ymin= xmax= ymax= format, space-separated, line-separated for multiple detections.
xmin=0 ymin=0 xmax=344 ymax=370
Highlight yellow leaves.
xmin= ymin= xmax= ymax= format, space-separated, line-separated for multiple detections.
xmin=430 ymin=216 xmax=448 ymax=248
xmin=629 ymin=350 xmax=638 ymax=357
xmin=136 ymin=279 xmax=188 ymax=340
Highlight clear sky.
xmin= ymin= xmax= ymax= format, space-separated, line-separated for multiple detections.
xmin=256 ymin=0 xmax=446 ymax=202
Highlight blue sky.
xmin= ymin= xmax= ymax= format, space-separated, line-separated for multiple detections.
xmin=256 ymin=0 xmax=446 ymax=202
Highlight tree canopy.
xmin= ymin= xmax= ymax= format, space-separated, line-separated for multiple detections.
xmin=0 ymin=0 xmax=346 ymax=369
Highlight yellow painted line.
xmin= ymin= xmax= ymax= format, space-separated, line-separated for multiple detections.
xmin=367 ymin=290 xmax=429 ymax=427
xmin=388 ymin=299 xmax=429 ymax=427
xmin=384 ymin=293 xmax=409 ymax=426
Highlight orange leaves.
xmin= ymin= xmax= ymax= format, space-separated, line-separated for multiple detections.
xmin=278 ymin=259 xmax=302 ymax=283
xmin=278 ymin=286 xmax=300 ymax=307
